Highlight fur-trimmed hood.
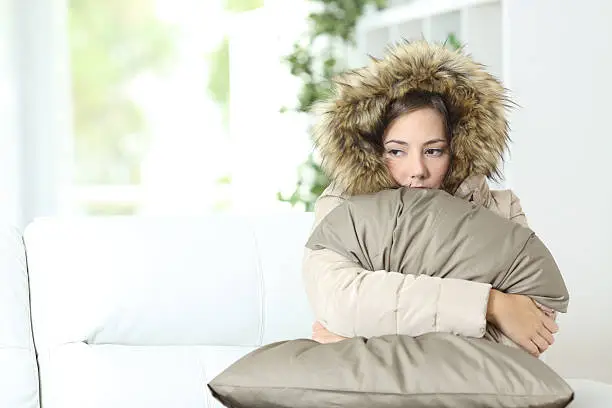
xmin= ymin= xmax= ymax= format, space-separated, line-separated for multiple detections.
xmin=312 ymin=40 xmax=512 ymax=195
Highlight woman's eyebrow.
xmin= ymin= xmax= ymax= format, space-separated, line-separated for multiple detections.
xmin=384 ymin=139 xmax=408 ymax=146
xmin=423 ymin=138 xmax=447 ymax=146
xmin=384 ymin=138 xmax=446 ymax=146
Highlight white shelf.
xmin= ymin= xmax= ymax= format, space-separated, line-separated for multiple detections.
xmin=364 ymin=27 xmax=391 ymax=60
xmin=460 ymin=3 xmax=503 ymax=78
xmin=356 ymin=0 xmax=502 ymax=76
xmin=358 ymin=0 xmax=499 ymax=32
xmin=427 ymin=11 xmax=461 ymax=43
xmin=396 ymin=19 xmax=423 ymax=43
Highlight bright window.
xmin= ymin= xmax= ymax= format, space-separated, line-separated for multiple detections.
xmin=68 ymin=0 xmax=310 ymax=216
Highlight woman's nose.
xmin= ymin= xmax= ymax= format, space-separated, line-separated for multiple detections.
xmin=407 ymin=155 xmax=428 ymax=180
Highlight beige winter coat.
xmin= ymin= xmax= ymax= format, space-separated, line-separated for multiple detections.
xmin=302 ymin=41 xmax=538 ymax=345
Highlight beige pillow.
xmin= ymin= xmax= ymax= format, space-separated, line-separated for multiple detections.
xmin=306 ymin=188 xmax=569 ymax=313
xmin=208 ymin=333 xmax=574 ymax=408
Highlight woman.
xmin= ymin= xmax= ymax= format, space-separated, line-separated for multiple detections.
xmin=303 ymin=41 xmax=558 ymax=358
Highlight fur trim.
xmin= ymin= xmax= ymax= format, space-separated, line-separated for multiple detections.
xmin=312 ymin=40 xmax=512 ymax=195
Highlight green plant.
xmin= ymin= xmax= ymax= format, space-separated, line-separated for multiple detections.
xmin=277 ymin=0 xmax=388 ymax=211
xmin=446 ymin=32 xmax=462 ymax=51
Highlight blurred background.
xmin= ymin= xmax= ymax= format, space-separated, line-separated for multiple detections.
xmin=0 ymin=0 xmax=523 ymax=226
xmin=1 ymin=0 xmax=612 ymax=382
xmin=1 ymin=0 xmax=317 ymax=222
xmin=2 ymin=0 xmax=610 ymax=225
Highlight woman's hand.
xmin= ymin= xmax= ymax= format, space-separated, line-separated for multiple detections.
xmin=487 ymin=289 xmax=559 ymax=357
xmin=312 ymin=321 xmax=348 ymax=344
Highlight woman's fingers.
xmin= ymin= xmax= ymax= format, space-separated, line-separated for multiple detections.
xmin=531 ymin=333 xmax=550 ymax=354
xmin=313 ymin=331 xmax=345 ymax=344
xmin=312 ymin=321 xmax=346 ymax=344
xmin=522 ymin=339 xmax=540 ymax=357
xmin=538 ymin=325 xmax=555 ymax=346
xmin=541 ymin=314 xmax=559 ymax=334
xmin=312 ymin=321 xmax=325 ymax=332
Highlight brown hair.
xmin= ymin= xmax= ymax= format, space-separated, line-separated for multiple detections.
xmin=383 ymin=90 xmax=453 ymax=143
xmin=362 ymin=90 xmax=454 ymax=154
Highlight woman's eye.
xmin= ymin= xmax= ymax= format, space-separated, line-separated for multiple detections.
xmin=387 ymin=149 xmax=404 ymax=157
xmin=425 ymin=148 xmax=444 ymax=157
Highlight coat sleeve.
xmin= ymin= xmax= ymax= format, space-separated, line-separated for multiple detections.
xmin=302 ymin=192 xmax=492 ymax=339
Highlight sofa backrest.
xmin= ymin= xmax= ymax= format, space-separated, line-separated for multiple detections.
xmin=23 ymin=215 xmax=315 ymax=408
xmin=0 ymin=226 xmax=40 ymax=408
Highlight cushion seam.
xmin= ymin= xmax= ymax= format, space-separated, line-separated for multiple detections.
xmin=212 ymin=384 xmax=570 ymax=399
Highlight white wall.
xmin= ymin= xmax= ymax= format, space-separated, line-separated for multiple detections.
xmin=15 ymin=0 xmax=74 ymax=225
xmin=0 ymin=0 xmax=22 ymax=226
xmin=505 ymin=0 xmax=612 ymax=383
xmin=0 ymin=0 xmax=73 ymax=229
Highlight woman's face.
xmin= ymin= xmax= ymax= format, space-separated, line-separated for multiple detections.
xmin=382 ymin=107 xmax=451 ymax=189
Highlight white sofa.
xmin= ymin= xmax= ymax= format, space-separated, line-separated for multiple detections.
xmin=0 ymin=227 xmax=39 ymax=408
xmin=1 ymin=215 xmax=611 ymax=408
